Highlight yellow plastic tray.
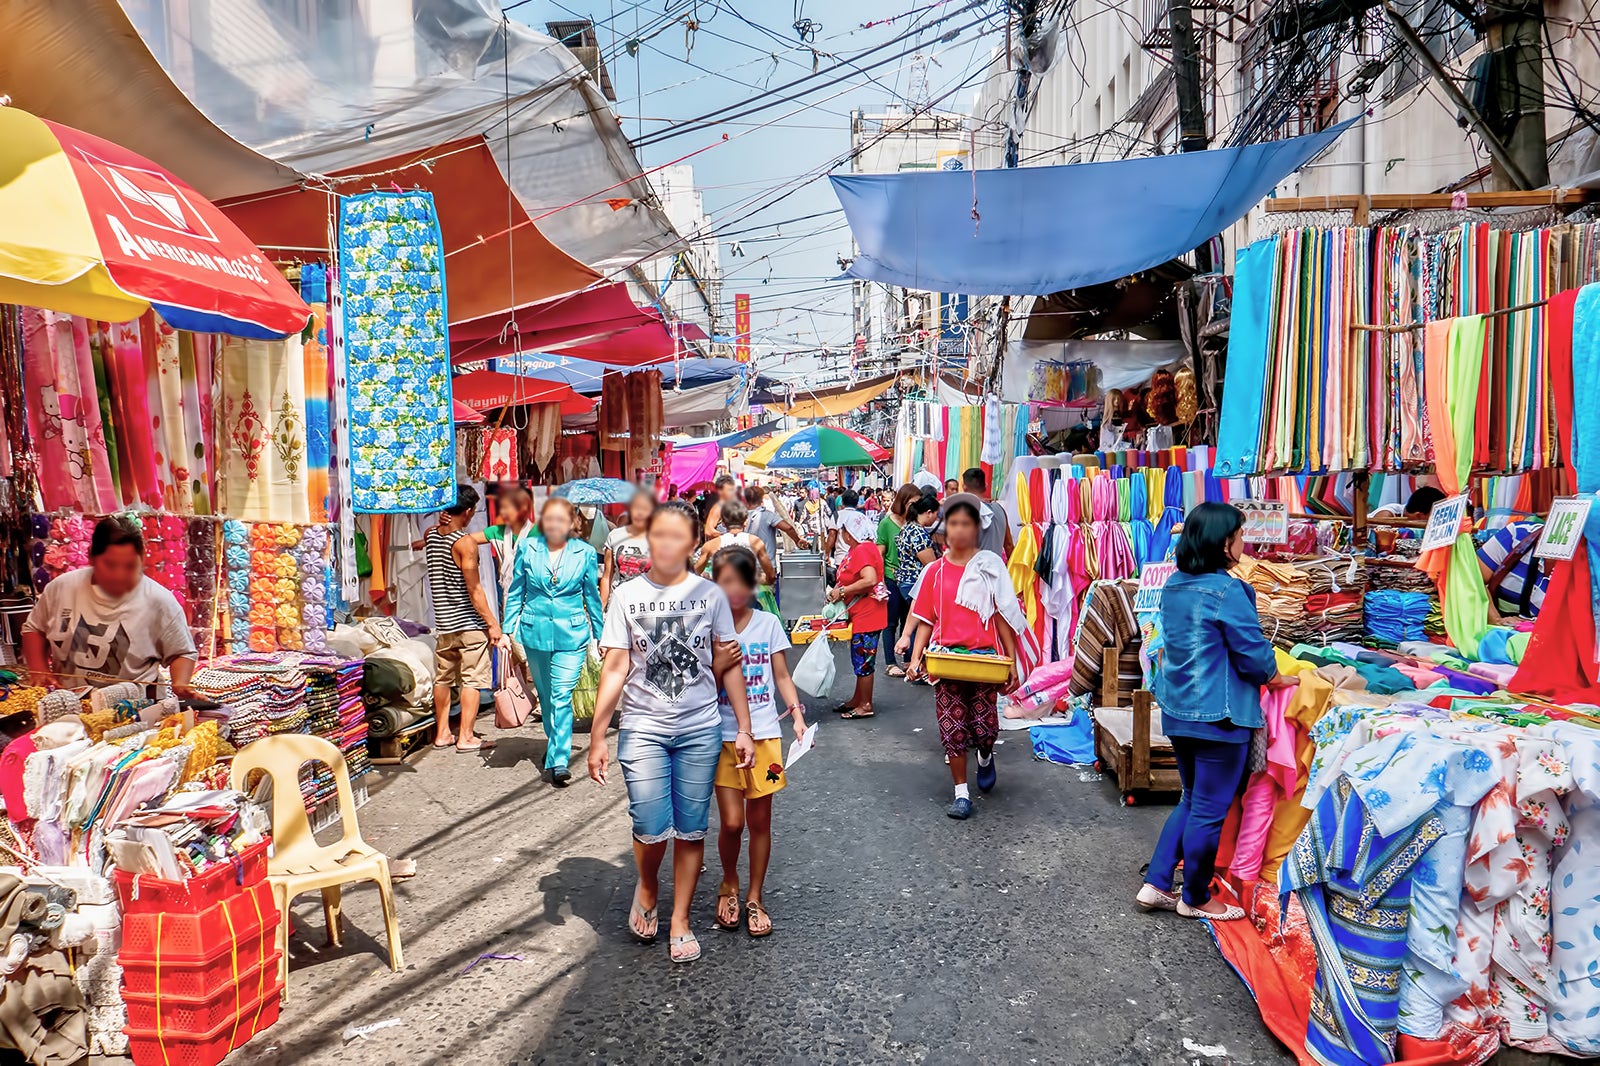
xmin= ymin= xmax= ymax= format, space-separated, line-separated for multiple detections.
xmin=790 ymin=617 xmax=852 ymax=644
xmin=923 ymin=650 xmax=1013 ymax=683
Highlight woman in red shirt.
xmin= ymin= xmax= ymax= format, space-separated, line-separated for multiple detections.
xmin=826 ymin=509 xmax=889 ymax=719
xmin=907 ymin=496 xmax=1021 ymax=820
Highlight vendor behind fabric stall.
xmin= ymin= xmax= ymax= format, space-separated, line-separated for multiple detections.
xmin=21 ymin=515 xmax=197 ymax=697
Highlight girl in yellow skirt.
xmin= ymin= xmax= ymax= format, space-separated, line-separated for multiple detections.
xmin=710 ymin=544 xmax=808 ymax=937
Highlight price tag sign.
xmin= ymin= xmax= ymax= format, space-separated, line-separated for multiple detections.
xmin=1419 ymin=494 xmax=1470 ymax=553
xmin=1232 ymin=500 xmax=1289 ymax=545
xmin=1134 ymin=562 xmax=1177 ymax=612
xmin=1536 ymin=496 xmax=1594 ymax=561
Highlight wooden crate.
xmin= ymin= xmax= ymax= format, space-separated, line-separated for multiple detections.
xmin=1093 ymin=688 xmax=1181 ymax=804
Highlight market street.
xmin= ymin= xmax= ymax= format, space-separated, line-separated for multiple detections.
xmin=234 ymin=644 xmax=1289 ymax=1066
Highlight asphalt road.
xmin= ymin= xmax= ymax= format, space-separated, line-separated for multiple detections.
xmin=233 ymin=642 xmax=1294 ymax=1066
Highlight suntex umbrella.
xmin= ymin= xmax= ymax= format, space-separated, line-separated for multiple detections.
xmin=743 ymin=425 xmax=890 ymax=469
xmin=0 ymin=107 xmax=309 ymax=337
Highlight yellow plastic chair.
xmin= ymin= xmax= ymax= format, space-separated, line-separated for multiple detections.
xmin=229 ymin=734 xmax=403 ymax=999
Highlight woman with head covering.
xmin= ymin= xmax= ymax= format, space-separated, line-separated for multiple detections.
xmin=826 ymin=508 xmax=889 ymax=719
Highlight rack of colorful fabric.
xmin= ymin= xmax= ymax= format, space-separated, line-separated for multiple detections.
xmin=1202 ymin=678 xmax=1600 ymax=1065
xmin=1216 ymin=219 xmax=1600 ymax=479
xmin=892 ymin=396 xmax=1029 ymax=494
xmin=187 ymin=655 xmax=311 ymax=747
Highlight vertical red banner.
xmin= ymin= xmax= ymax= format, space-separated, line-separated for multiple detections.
xmin=734 ymin=292 xmax=751 ymax=363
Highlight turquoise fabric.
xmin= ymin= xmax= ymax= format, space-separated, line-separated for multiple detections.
xmin=1214 ymin=237 xmax=1278 ymax=477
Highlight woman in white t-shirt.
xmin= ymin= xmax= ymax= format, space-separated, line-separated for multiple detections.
xmin=709 ymin=544 xmax=807 ymax=938
xmin=600 ymin=490 xmax=655 ymax=608
xmin=589 ymin=500 xmax=755 ymax=965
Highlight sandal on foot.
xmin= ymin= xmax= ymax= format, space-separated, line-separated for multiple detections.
xmin=628 ymin=894 xmax=659 ymax=943
xmin=1177 ymin=900 xmax=1246 ymax=921
xmin=839 ymin=707 xmax=875 ymax=719
xmin=456 ymin=737 xmax=498 ymax=753
xmin=831 ymin=703 xmax=857 ymax=714
xmin=887 ymin=666 xmax=907 ymax=678
xmin=714 ymin=890 xmax=741 ymax=931
xmin=670 ymin=932 xmax=701 ymax=963
xmin=745 ymin=899 xmax=772 ymax=938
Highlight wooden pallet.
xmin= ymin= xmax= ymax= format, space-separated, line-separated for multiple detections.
xmin=1093 ymin=689 xmax=1181 ymax=804
xmin=368 ymin=716 xmax=433 ymax=766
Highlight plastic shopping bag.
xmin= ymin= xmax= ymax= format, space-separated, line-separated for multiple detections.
xmin=791 ymin=633 xmax=837 ymax=698
xmin=571 ymin=650 xmax=602 ymax=722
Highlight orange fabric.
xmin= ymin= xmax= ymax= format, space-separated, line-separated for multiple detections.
xmin=1419 ymin=321 xmax=1456 ymax=589
xmin=1208 ymin=881 xmax=1499 ymax=1066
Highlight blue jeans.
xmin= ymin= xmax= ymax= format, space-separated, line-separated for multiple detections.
xmin=880 ymin=580 xmax=908 ymax=666
xmin=526 ymin=648 xmax=586 ymax=771
xmin=1147 ymin=735 xmax=1249 ymax=906
xmin=616 ymin=725 xmax=722 ymax=844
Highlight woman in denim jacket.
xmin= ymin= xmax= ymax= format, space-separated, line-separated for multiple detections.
xmin=1136 ymin=502 xmax=1297 ymax=920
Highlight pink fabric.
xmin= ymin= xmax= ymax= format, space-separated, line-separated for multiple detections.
xmin=21 ymin=309 xmax=76 ymax=511
xmin=1262 ymin=687 xmax=1297 ymax=795
xmin=1467 ymin=661 xmax=1517 ymax=687
xmin=1231 ymin=771 xmax=1282 ymax=882
xmin=106 ymin=318 xmax=161 ymax=507
xmin=663 ymin=441 xmax=718 ymax=497
xmin=1013 ymin=660 xmax=1074 ymax=704
xmin=1394 ymin=662 xmax=1444 ymax=687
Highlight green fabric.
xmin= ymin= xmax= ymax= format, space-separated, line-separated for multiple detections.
xmin=878 ymin=515 xmax=902 ymax=573
xmin=1506 ymin=630 xmax=1531 ymax=663
xmin=1441 ymin=317 xmax=1492 ymax=659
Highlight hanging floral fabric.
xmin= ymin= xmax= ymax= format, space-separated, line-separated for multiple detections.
xmin=337 ymin=191 xmax=456 ymax=514
xmin=20 ymin=308 xmax=119 ymax=513
xmin=217 ymin=334 xmax=311 ymax=525
xmin=480 ymin=426 xmax=518 ymax=481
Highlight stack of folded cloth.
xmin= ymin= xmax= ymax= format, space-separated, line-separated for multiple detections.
xmin=1364 ymin=589 xmax=1432 ymax=644
xmin=189 ymin=654 xmax=310 ymax=746
xmin=1234 ymin=556 xmax=1367 ymax=649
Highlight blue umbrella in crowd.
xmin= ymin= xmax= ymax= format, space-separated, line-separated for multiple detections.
xmin=552 ymin=478 xmax=639 ymax=505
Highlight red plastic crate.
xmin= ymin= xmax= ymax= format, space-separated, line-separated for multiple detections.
xmin=124 ymin=982 xmax=281 ymax=1066
xmin=123 ymin=954 xmax=281 ymax=1034
xmin=121 ymin=914 xmax=277 ymax=998
xmin=113 ymin=841 xmax=270 ymax=915
xmin=119 ymin=880 xmax=278 ymax=968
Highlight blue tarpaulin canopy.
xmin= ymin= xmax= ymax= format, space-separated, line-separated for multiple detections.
xmin=496 ymin=353 xmax=767 ymax=394
xmin=830 ymin=120 xmax=1355 ymax=296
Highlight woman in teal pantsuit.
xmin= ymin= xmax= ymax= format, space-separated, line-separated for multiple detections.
xmin=502 ymin=497 xmax=604 ymax=786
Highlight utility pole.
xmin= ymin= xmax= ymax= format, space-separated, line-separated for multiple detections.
xmin=1483 ymin=0 xmax=1549 ymax=189
xmin=1380 ymin=0 xmax=1540 ymax=189
xmin=1167 ymin=0 xmax=1212 ymax=269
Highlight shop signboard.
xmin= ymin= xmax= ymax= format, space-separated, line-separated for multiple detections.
xmin=1419 ymin=494 xmax=1470 ymax=554
xmin=1134 ymin=562 xmax=1177 ymax=612
xmin=1536 ymin=496 xmax=1594 ymax=561
xmin=734 ymin=293 xmax=751 ymax=363
xmin=1232 ymin=500 xmax=1288 ymax=544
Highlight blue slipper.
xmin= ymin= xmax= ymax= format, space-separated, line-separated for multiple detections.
xmin=976 ymin=757 xmax=997 ymax=794
xmin=946 ymin=796 xmax=974 ymax=820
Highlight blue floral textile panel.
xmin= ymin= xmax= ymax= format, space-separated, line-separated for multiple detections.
xmin=336 ymin=191 xmax=456 ymax=513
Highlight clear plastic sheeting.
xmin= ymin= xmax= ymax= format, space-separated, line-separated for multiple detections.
xmin=115 ymin=0 xmax=682 ymax=273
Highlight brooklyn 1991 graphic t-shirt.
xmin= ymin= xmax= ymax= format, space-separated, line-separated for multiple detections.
xmin=600 ymin=572 xmax=736 ymax=736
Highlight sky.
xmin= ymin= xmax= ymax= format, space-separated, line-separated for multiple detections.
xmin=517 ymin=0 xmax=1009 ymax=382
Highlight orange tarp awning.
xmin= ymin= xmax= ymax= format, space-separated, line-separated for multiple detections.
xmin=220 ymin=138 xmax=602 ymax=324
xmin=778 ymin=374 xmax=897 ymax=419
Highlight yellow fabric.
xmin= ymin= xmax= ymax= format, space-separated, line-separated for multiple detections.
xmin=0 ymin=108 xmax=146 ymax=321
xmin=779 ymin=376 xmax=895 ymax=419
xmin=1258 ymin=670 xmax=1333 ymax=882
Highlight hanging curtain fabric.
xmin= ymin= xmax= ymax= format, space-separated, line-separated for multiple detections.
xmin=217 ymin=334 xmax=312 ymax=525
xmin=303 ymin=303 xmax=332 ymax=522
xmin=147 ymin=317 xmax=194 ymax=514
xmin=480 ymin=426 xmax=518 ymax=481
xmin=1418 ymin=316 xmax=1491 ymax=658
xmin=337 ymin=190 xmax=456 ymax=514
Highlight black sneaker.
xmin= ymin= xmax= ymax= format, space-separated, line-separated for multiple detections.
xmin=551 ymin=766 xmax=572 ymax=787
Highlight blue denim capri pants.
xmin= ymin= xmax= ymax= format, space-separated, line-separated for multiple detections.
xmin=616 ymin=725 xmax=723 ymax=844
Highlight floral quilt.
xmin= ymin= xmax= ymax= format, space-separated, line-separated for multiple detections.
xmin=336 ymin=191 xmax=455 ymax=513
